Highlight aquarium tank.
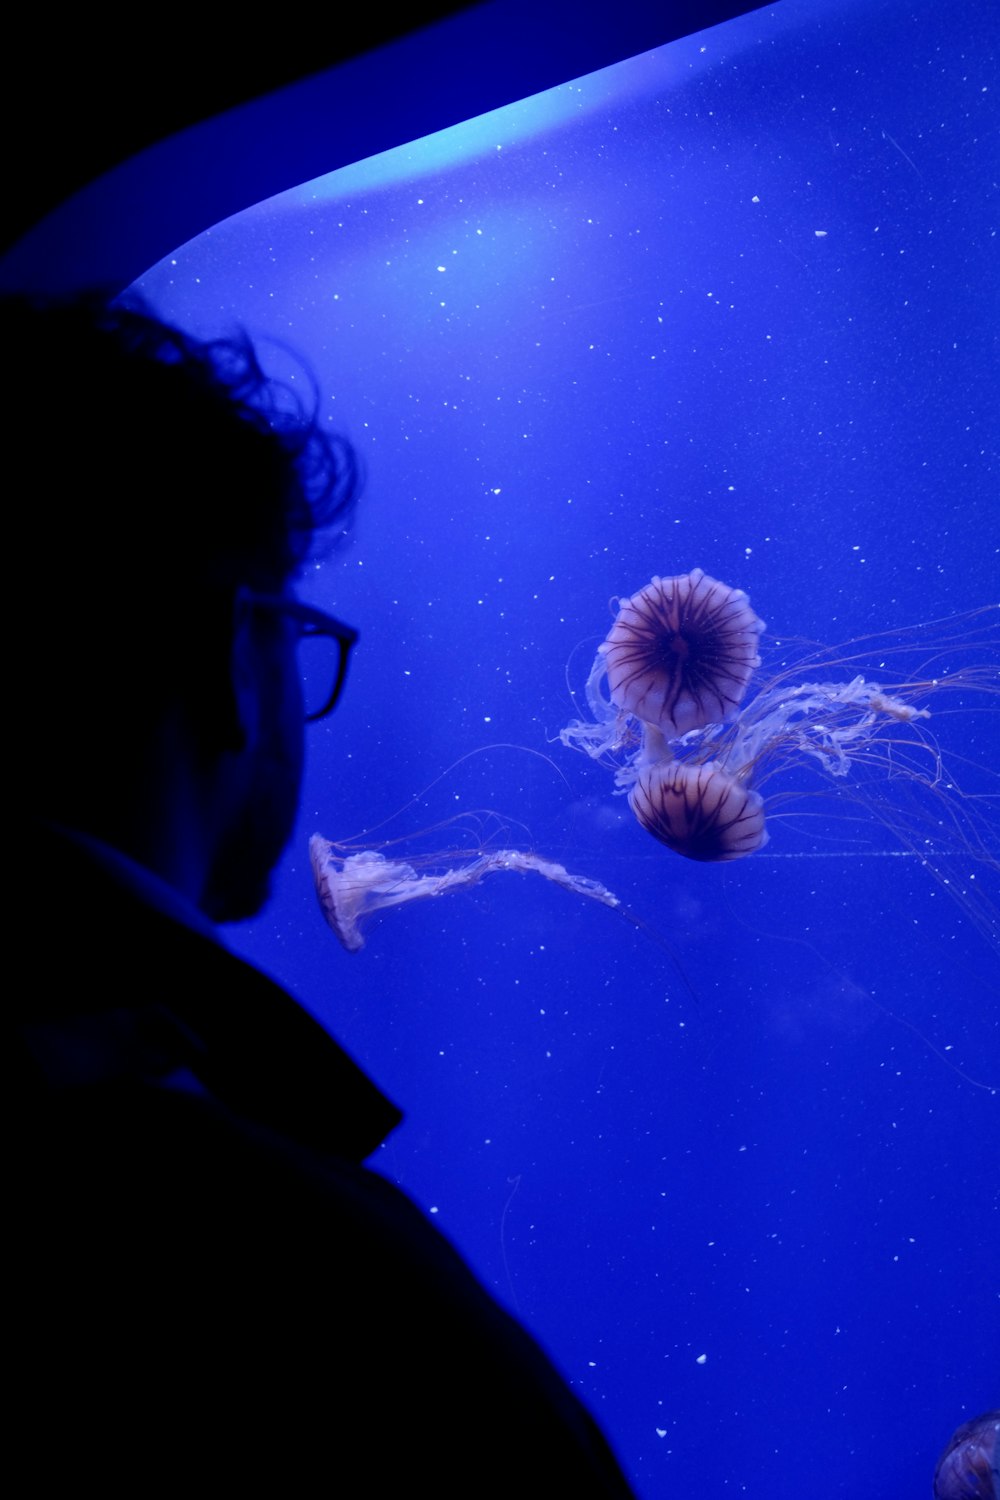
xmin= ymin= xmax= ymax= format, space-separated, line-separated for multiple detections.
xmin=41 ymin=0 xmax=1000 ymax=1492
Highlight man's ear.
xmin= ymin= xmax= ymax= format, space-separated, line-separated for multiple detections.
xmin=186 ymin=589 xmax=259 ymax=758
xmin=223 ymin=589 xmax=260 ymax=754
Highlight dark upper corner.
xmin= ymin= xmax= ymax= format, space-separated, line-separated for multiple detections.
xmin=1 ymin=1 xmax=774 ymax=292
xmin=0 ymin=7 xmax=478 ymax=260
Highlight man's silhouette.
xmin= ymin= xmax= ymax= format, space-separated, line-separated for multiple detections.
xmin=9 ymin=294 xmax=633 ymax=1494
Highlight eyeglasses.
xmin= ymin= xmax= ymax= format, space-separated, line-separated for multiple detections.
xmin=243 ymin=590 xmax=359 ymax=722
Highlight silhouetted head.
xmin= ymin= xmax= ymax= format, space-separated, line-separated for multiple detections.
xmin=601 ymin=569 xmax=765 ymax=736
xmin=8 ymin=292 xmax=359 ymax=917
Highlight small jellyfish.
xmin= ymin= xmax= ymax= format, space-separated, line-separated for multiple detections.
xmin=309 ymin=835 xmax=622 ymax=952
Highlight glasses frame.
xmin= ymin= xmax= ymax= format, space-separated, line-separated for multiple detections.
xmin=242 ymin=590 xmax=359 ymax=722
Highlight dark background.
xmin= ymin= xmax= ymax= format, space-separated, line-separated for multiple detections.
xmin=1 ymin=3 xmax=769 ymax=287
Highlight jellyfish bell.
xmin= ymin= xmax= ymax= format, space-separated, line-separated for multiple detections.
xmin=309 ymin=843 xmax=414 ymax=953
xmin=629 ymin=760 xmax=768 ymax=863
xmin=601 ymin=568 xmax=766 ymax=736
xmin=933 ymin=1410 xmax=999 ymax=1500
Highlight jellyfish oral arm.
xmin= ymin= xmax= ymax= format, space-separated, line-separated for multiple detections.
xmin=559 ymin=653 xmax=636 ymax=772
xmin=493 ymin=849 xmax=621 ymax=908
xmin=714 ymin=676 xmax=933 ymax=780
xmin=869 ymin=689 xmax=931 ymax=722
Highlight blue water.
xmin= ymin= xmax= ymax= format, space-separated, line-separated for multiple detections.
xmin=135 ymin=0 xmax=998 ymax=1492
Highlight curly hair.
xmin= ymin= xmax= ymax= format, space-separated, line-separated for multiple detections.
xmin=6 ymin=292 xmax=361 ymax=745
xmin=7 ymin=291 xmax=358 ymax=579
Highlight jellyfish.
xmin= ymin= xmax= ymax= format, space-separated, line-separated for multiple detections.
xmin=310 ymin=834 xmax=622 ymax=953
xmin=561 ymin=568 xmax=766 ymax=780
xmin=629 ymin=759 xmax=768 ymax=862
xmin=560 ymin=571 xmax=999 ymax=934
xmin=933 ymin=1410 xmax=999 ymax=1500
xmin=601 ymin=568 xmax=765 ymax=735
